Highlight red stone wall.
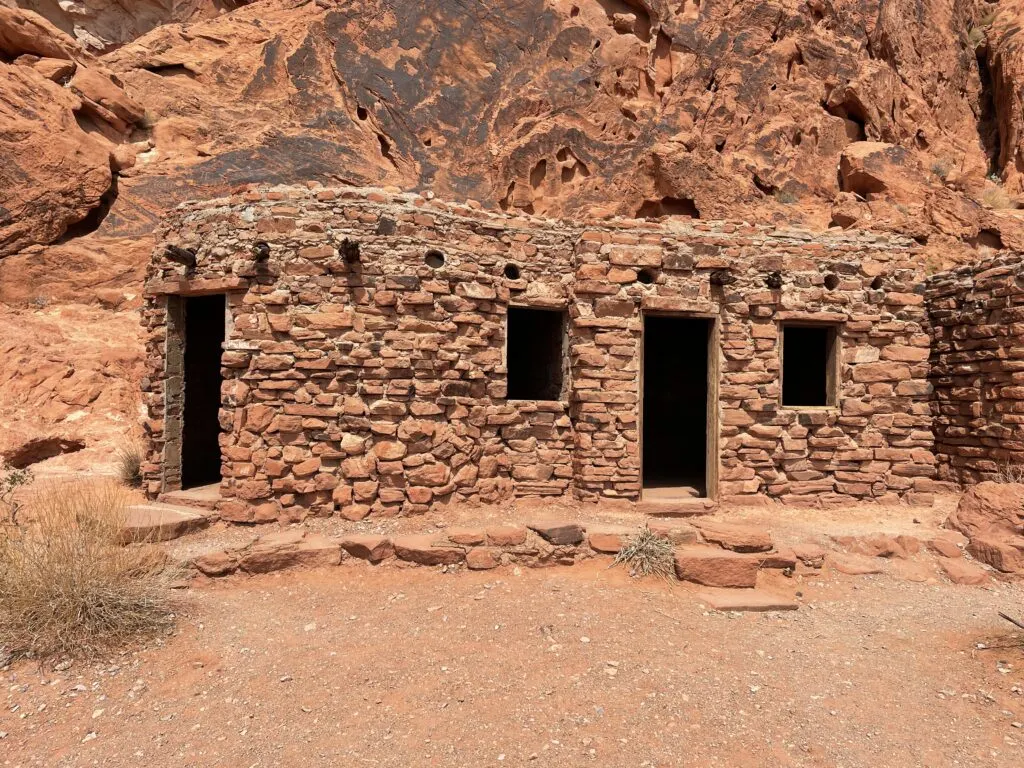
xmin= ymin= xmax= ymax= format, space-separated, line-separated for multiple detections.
xmin=927 ymin=255 xmax=1024 ymax=483
xmin=141 ymin=186 xmax=936 ymax=522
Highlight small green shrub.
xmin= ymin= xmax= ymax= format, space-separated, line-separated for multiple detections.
xmin=0 ymin=463 xmax=33 ymax=524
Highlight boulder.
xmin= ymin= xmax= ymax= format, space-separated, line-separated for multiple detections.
xmin=827 ymin=553 xmax=885 ymax=576
xmin=966 ymin=536 xmax=1024 ymax=574
xmin=948 ymin=482 xmax=1024 ymax=540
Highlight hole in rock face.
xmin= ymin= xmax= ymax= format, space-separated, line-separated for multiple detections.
xmin=870 ymin=275 xmax=884 ymax=290
xmin=425 ymin=249 xmax=445 ymax=269
xmin=357 ymin=106 xmax=368 ymax=120
xmin=636 ymin=268 xmax=656 ymax=284
xmin=1 ymin=437 xmax=86 ymax=469
xmin=824 ymin=273 xmax=840 ymax=290
xmin=635 ymin=196 xmax=700 ymax=219
xmin=503 ymin=263 xmax=522 ymax=280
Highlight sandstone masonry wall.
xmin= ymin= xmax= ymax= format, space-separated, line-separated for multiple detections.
xmin=927 ymin=254 xmax=1024 ymax=483
xmin=142 ymin=185 xmax=936 ymax=523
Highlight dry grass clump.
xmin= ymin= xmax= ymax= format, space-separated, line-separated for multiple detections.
xmin=612 ymin=527 xmax=676 ymax=580
xmin=0 ymin=481 xmax=175 ymax=661
xmin=982 ymin=185 xmax=1015 ymax=210
xmin=116 ymin=443 xmax=143 ymax=488
xmin=993 ymin=461 xmax=1024 ymax=484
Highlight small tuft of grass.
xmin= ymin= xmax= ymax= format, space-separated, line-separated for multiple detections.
xmin=116 ymin=443 xmax=143 ymax=488
xmin=993 ymin=461 xmax=1024 ymax=483
xmin=612 ymin=527 xmax=676 ymax=579
xmin=0 ymin=481 xmax=176 ymax=661
xmin=982 ymin=185 xmax=1015 ymax=209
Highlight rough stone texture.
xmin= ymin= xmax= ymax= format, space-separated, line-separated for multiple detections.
xmin=928 ymin=259 xmax=1024 ymax=484
xmin=693 ymin=520 xmax=773 ymax=552
xmin=938 ymin=556 xmax=989 ymax=585
xmin=947 ymin=482 xmax=1024 ymax=539
xmin=9 ymin=0 xmax=1024 ymax=474
xmin=140 ymin=186 xmax=937 ymax=519
xmin=673 ymin=547 xmax=761 ymax=588
xmin=119 ymin=503 xmax=208 ymax=543
xmin=237 ymin=530 xmax=342 ymax=573
xmin=966 ymin=536 xmax=1024 ymax=574
xmin=792 ymin=543 xmax=827 ymax=568
xmin=392 ymin=534 xmax=465 ymax=566
xmin=193 ymin=549 xmax=238 ymax=576
xmin=827 ymin=552 xmax=885 ymax=575
xmin=943 ymin=481 xmax=1024 ymax=574
xmin=586 ymin=525 xmax=632 ymax=554
xmin=465 ymin=547 xmax=501 ymax=570
xmin=338 ymin=534 xmax=393 ymax=563
xmin=528 ymin=522 xmax=586 ymax=546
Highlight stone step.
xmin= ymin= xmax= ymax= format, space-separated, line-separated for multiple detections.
xmin=637 ymin=497 xmax=716 ymax=517
xmin=158 ymin=483 xmax=221 ymax=513
xmin=121 ymin=503 xmax=209 ymax=544
xmin=697 ymin=589 xmax=799 ymax=612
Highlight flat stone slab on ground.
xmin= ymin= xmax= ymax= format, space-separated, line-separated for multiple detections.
xmin=527 ymin=521 xmax=585 ymax=546
xmin=698 ymin=589 xmax=799 ymax=612
xmin=121 ymin=503 xmax=209 ymax=543
xmin=693 ymin=520 xmax=773 ymax=552
xmin=938 ymin=556 xmax=989 ymax=585
xmin=392 ymin=534 xmax=466 ymax=565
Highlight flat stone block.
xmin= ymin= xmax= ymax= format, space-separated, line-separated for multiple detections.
xmin=674 ymin=547 xmax=760 ymax=588
xmin=393 ymin=534 xmax=466 ymax=565
xmin=698 ymin=589 xmax=798 ymax=612
xmin=527 ymin=521 xmax=585 ymax=546
xmin=121 ymin=503 xmax=209 ymax=544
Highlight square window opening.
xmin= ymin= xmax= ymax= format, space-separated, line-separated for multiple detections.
xmin=506 ymin=306 xmax=567 ymax=400
xmin=781 ymin=323 xmax=839 ymax=407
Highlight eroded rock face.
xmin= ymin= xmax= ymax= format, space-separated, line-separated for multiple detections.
xmin=4 ymin=1 xmax=252 ymax=50
xmin=3 ymin=0 xmax=1024 ymax=465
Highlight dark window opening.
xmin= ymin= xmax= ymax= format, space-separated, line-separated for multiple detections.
xmin=781 ymin=324 xmax=839 ymax=407
xmin=642 ymin=316 xmax=712 ymax=497
xmin=182 ymin=294 xmax=226 ymax=489
xmin=506 ymin=307 xmax=566 ymax=400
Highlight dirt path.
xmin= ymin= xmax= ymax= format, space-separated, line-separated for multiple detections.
xmin=3 ymin=563 xmax=1023 ymax=767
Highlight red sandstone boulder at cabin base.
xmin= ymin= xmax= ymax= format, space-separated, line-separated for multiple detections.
xmin=693 ymin=520 xmax=773 ymax=553
xmin=948 ymin=482 xmax=1024 ymax=540
xmin=947 ymin=482 xmax=1024 ymax=573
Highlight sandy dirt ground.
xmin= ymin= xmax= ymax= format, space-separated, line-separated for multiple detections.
xmin=2 ymin=559 xmax=1023 ymax=768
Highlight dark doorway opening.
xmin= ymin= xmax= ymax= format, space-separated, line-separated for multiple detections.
xmin=507 ymin=306 xmax=566 ymax=400
xmin=182 ymin=295 xmax=225 ymax=489
xmin=642 ymin=316 xmax=713 ymax=497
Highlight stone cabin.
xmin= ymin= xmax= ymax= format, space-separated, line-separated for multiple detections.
xmin=141 ymin=185 xmax=945 ymax=524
